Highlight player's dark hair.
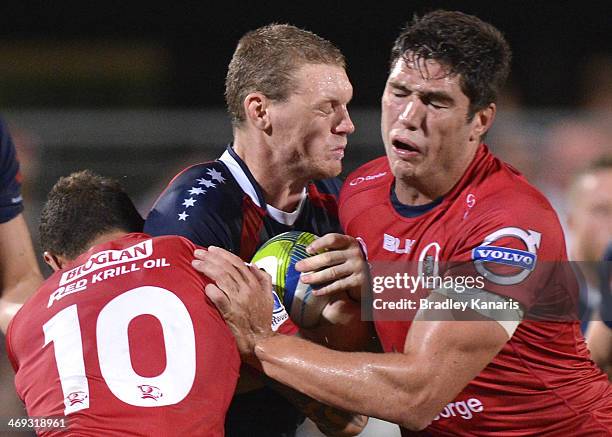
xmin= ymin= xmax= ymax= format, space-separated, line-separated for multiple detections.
xmin=40 ymin=170 xmax=144 ymax=259
xmin=225 ymin=23 xmax=346 ymax=127
xmin=391 ymin=10 xmax=511 ymax=119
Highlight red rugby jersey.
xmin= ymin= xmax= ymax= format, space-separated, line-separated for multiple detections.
xmin=7 ymin=233 xmax=240 ymax=436
xmin=340 ymin=144 xmax=612 ymax=436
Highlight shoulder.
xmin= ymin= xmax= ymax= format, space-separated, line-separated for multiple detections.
xmin=467 ymin=157 xmax=562 ymax=239
xmin=338 ymin=156 xmax=390 ymax=223
xmin=150 ymin=161 xmax=238 ymax=210
xmin=311 ymin=177 xmax=342 ymax=197
xmin=144 ymin=161 xmax=244 ymax=243
xmin=340 ymin=156 xmax=390 ymax=201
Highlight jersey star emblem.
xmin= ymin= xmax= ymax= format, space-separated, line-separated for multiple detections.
xmin=196 ymin=178 xmax=216 ymax=188
xmin=178 ymin=211 xmax=189 ymax=221
xmin=182 ymin=198 xmax=196 ymax=208
xmin=206 ymin=168 xmax=226 ymax=183
xmin=188 ymin=187 xmax=206 ymax=195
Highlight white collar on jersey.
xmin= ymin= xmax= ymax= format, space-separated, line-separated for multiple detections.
xmin=219 ymin=148 xmax=307 ymax=226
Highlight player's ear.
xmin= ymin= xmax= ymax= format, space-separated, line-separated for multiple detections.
xmin=243 ymin=92 xmax=271 ymax=131
xmin=469 ymin=103 xmax=496 ymax=142
xmin=43 ymin=251 xmax=64 ymax=272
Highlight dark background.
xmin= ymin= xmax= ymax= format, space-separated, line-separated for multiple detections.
xmin=1 ymin=1 xmax=610 ymax=109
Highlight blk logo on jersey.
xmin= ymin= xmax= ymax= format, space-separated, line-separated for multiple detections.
xmin=139 ymin=385 xmax=163 ymax=401
xmin=472 ymin=227 xmax=541 ymax=285
xmin=383 ymin=233 xmax=415 ymax=254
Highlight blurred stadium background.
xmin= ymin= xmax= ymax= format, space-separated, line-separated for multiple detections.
xmin=1 ymin=1 xmax=610 ymax=436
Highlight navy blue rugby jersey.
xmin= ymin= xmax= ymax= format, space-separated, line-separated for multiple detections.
xmin=145 ymin=145 xmax=342 ymax=261
xmin=0 ymin=117 xmax=24 ymax=223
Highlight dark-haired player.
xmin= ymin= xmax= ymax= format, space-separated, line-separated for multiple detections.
xmin=7 ymin=171 xmax=240 ymax=436
xmin=196 ymin=11 xmax=612 ymax=436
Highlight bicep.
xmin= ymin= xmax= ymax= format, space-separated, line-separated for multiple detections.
xmin=402 ymin=292 xmax=509 ymax=417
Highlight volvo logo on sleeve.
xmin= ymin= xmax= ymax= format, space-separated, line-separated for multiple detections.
xmin=472 ymin=227 xmax=541 ymax=285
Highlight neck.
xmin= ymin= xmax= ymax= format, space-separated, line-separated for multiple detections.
xmin=87 ymin=229 xmax=130 ymax=249
xmin=233 ymin=131 xmax=308 ymax=212
xmin=52 ymin=229 xmax=129 ymax=271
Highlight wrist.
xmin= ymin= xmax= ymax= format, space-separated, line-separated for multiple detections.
xmin=253 ymin=331 xmax=280 ymax=361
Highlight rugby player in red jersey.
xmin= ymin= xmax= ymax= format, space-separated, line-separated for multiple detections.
xmin=7 ymin=171 xmax=240 ymax=436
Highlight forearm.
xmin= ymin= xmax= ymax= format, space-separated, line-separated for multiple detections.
xmin=0 ymin=269 xmax=42 ymax=333
xmin=254 ymin=334 xmax=432 ymax=430
xmin=0 ymin=215 xmax=43 ymax=333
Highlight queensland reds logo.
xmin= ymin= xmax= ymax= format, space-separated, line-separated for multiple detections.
xmin=138 ymin=385 xmax=163 ymax=401
xmin=418 ymin=242 xmax=441 ymax=278
xmin=66 ymin=391 xmax=88 ymax=406
xmin=472 ymin=227 xmax=541 ymax=285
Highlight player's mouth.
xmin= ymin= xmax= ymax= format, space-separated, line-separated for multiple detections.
xmin=330 ymin=145 xmax=346 ymax=160
xmin=392 ymin=140 xmax=421 ymax=158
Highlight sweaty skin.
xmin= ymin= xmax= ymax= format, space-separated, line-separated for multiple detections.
xmin=194 ymin=247 xmax=507 ymax=431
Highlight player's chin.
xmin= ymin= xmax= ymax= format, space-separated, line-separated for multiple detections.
xmin=389 ymin=158 xmax=418 ymax=179
xmin=315 ymin=160 xmax=343 ymax=179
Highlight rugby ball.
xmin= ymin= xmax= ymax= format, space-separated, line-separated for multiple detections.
xmin=252 ymin=231 xmax=330 ymax=328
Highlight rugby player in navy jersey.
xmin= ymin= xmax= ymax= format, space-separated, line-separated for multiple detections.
xmin=0 ymin=117 xmax=42 ymax=333
xmin=145 ymin=24 xmax=371 ymax=437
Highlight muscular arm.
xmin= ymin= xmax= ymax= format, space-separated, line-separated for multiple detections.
xmin=0 ymin=214 xmax=43 ymax=333
xmin=255 ymin=294 xmax=508 ymax=430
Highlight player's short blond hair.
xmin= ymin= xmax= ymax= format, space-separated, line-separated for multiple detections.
xmin=225 ymin=24 xmax=346 ymax=127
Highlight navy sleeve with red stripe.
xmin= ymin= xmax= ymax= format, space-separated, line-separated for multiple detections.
xmin=0 ymin=117 xmax=24 ymax=223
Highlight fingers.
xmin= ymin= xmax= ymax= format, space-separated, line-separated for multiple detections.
xmin=304 ymin=233 xmax=353 ymax=254
xmin=204 ymin=283 xmax=231 ymax=315
xmin=308 ymin=276 xmax=362 ymax=297
xmin=193 ymin=246 xmax=256 ymax=288
xmin=297 ymin=233 xmax=364 ymax=271
xmin=295 ymin=250 xmax=345 ymax=273
xmin=249 ymin=264 xmax=272 ymax=290
xmin=295 ymin=234 xmax=367 ymax=297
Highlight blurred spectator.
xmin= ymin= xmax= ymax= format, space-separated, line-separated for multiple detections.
xmin=566 ymin=156 xmax=612 ymax=331
xmin=586 ymin=242 xmax=612 ymax=379
xmin=580 ymin=54 xmax=612 ymax=112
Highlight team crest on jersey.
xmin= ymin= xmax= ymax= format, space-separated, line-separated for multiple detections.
xmin=418 ymin=242 xmax=441 ymax=277
xmin=271 ymin=291 xmax=289 ymax=331
xmin=472 ymin=227 xmax=541 ymax=285
xmin=66 ymin=391 xmax=88 ymax=406
xmin=139 ymin=385 xmax=163 ymax=400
